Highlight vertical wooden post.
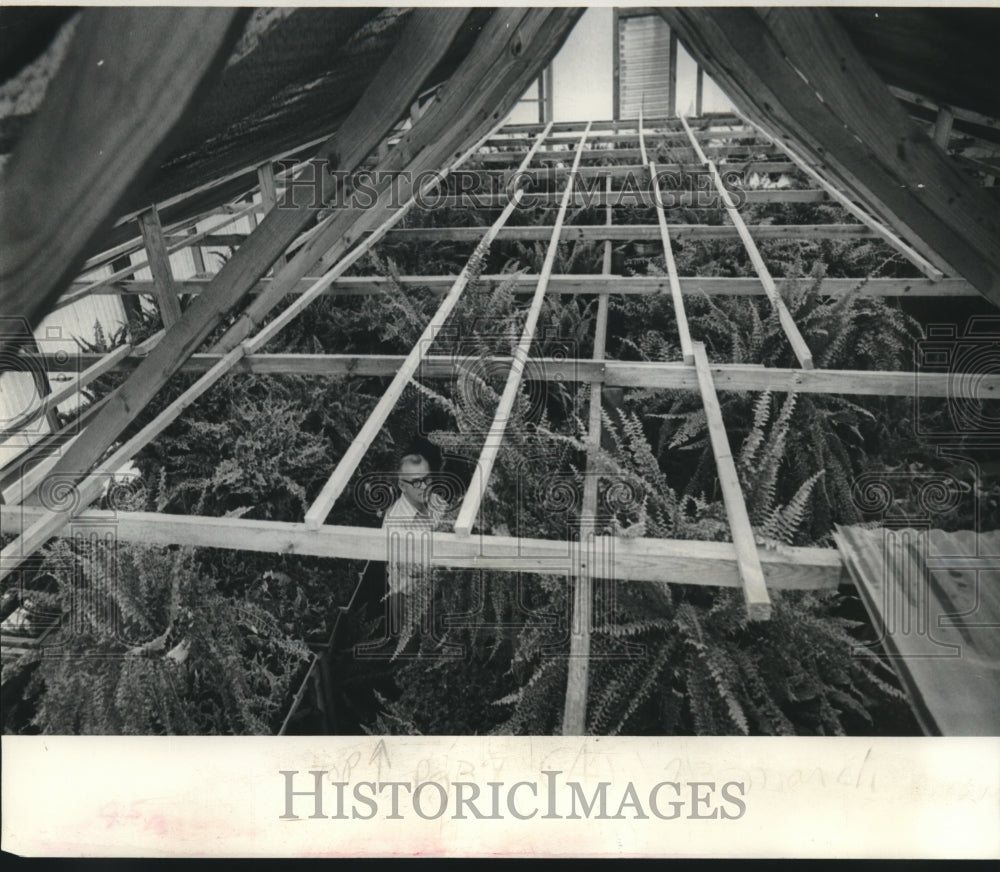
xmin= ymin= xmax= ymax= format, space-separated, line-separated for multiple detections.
xmin=695 ymin=64 xmax=704 ymax=117
xmin=257 ymin=162 xmax=284 ymax=271
xmin=137 ymin=205 xmax=182 ymax=327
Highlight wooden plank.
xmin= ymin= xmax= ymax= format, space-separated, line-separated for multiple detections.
xmin=563 ymin=180 xmax=613 ymax=736
xmin=888 ymin=85 xmax=1000 ymax=136
xmin=476 ymin=144 xmax=783 ymax=163
xmin=34 ymin=8 xmax=478 ymax=510
xmin=692 ymin=342 xmax=772 ymax=621
xmin=256 ymin=163 xmax=282 ymax=269
xmin=1 ymin=504 xmax=846 ymax=591
xmin=740 ymin=111 xmax=946 ymax=281
xmin=376 ymin=223 xmax=877 ymax=243
xmin=681 ymin=114 xmax=814 ymax=369
xmin=42 ymin=353 xmax=997 ymax=400
xmin=659 ymin=7 xmax=1000 ymax=306
xmin=137 ymin=206 xmax=183 ymax=327
xmin=212 ymin=8 xmax=583 ymax=353
xmin=641 ymin=113 xmax=694 ymax=364
xmin=72 ymin=274 xmax=979 ymax=300
xmin=54 ymin=201 xmax=260 ymax=312
xmin=303 ymin=125 xmax=553 ymax=529
xmin=0 ymin=7 xmax=246 ymax=340
xmin=454 ymin=124 xmax=593 ymax=537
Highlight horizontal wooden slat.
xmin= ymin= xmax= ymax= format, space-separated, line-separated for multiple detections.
xmin=36 ymin=353 xmax=989 ymax=399
xmin=67 ymin=274 xmax=980 ymax=300
xmin=1 ymin=505 xmax=847 ymax=591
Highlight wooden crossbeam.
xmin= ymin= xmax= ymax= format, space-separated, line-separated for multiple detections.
xmin=659 ymin=7 xmax=1000 ymax=306
xmin=0 ymin=505 xmax=846 ymax=591
xmin=681 ymin=114 xmax=814 ymax=369
xmin=453 ymin=124 xmax=593 ymax=537
xmin=136 ymin=206 xmax=183 ymax=327
xmin=0 ymin=9 xmax=483 ymax=580
xmin=31 ymin=8 xmax=477 ymax=514
xmin=72 ymin=274 xmax=979 ymax=300
xmin=28 ymin=353 xmax=993 ymax=400
xmin=211 ymin=9 xmax=583 ymax=353
xmin=303 ymin=125 xmax=554 ymax=529
xmin=740 ymin=111 xmax=946 ymax=281
xmin=0 ymin=7 xmax=247 ymax=338
xmin=476 ymin=144 xmax=782 ymax=163
xmin=369 ymin=224 xmax=878 ymax=243
xmin=54 ymin=201 xmax=260 ymax=312
xmin=396 ymin=189 xmax=829 ymax=208
xmin=640 ymin=112 xmax=694 ymax=364
xmin=563 ymin=178 xmax=613 ymax=737
xmin=692 ymin=342 xmax=771 ymax=620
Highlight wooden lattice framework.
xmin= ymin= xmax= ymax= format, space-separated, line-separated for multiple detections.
xmin=2 ymin=7 xmax=999 ymax=735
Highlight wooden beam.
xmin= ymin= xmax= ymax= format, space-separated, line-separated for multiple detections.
xmin=33 ymin=8 xmax=477 ymax=510
xmin=658 ymin=7 xmax=1000 ymax=306
xmin=303 ymin=125 xmax=554 ymax=529
xmin=695 ymin=65 xmax=704 ymax=117
xmin=54 ymin=201 xmax=260 ymax=312
xmin=213 ymin=9 xmax=583 ymax=353
xmin=740 ymin=111 xmax=946 ymax=281
xmin=0 ymin=505 xmax=846 ymax=592
xmin=454 ymin=124 xmax=593 ymax=537
xmin=71 ymin=274 xmax=979 ymax=300
xmin=692 ymin=342 xmax=771 ymax=620
xmin=681 ymin=115 xmax=814 ymax=369
xmin=256 ymin=162 xmax=284 ymax=269
xmin=888 ymin=85 xmax=1000 ymax=137
xmin=563 ymin=179 xmax=613 ymax=737
xmin=0 ymin=7 xmax=247 ymax=341
xmin=136 ymin=206 xmax=183 ymax=327
xmin=475 ymin=144 xmax=783 ymax=163
xmin=641 ymin=113 xmax=693 ymax=364
xmin=375 ymin=224 xmax=878 ymax=243
xmin=32 ymin=353 xmax=991 ymax=401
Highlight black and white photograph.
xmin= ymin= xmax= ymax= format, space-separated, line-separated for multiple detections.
xmin=1 ymin=2 xmax=998 ymax=859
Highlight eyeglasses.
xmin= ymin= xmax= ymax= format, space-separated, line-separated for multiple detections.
xmin=400 ymin=475 xmax=431 ymax=489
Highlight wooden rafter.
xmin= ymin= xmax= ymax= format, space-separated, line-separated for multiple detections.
xmin=0 ymin=7 xmax=248 ymax=340
xmin=30 ymin=8 xmax=477 ymax=506
xmin=658 ymin=6 xmax=1000 ymax=306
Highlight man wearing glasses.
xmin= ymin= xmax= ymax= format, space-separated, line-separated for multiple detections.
xmin=382 ymin=442 xmax=448 ymax=604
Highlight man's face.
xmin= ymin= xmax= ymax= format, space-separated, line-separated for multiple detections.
xmin=398 ymin=457 xmax=432 ymax=509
